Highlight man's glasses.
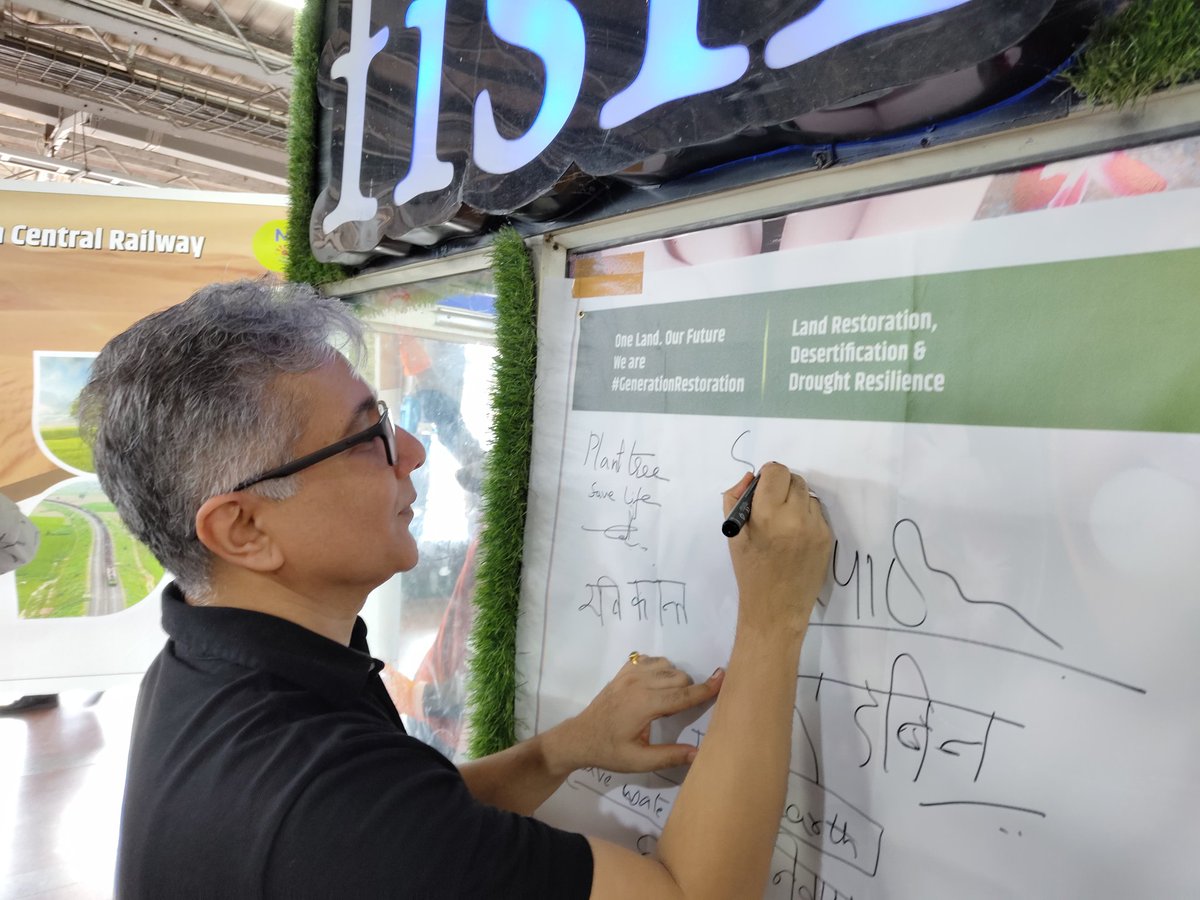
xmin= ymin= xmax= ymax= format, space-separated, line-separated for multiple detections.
xmin=230 ymin=400 xmax=396 ymax=493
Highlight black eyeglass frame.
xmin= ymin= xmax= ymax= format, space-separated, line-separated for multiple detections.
xmin=229 ymin=400 xmax=396 ymax=493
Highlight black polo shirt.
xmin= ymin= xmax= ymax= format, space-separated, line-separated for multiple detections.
xmin=116 ymin=583 xmax=593 ymax=899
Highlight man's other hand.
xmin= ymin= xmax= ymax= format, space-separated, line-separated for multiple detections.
xmin=544 ymin=656 xmax=724 ymax=776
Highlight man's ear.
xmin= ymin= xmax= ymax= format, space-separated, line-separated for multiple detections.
xmin=194 ymin=493 xmax=284 ymax=574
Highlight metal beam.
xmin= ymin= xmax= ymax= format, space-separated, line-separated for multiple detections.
xmin=0 ymin=83 xmax=287 ymax=185
xmin=21 ymin=0 xmax=293 ymax=90
xmin=48 ymin=110 xmax=91 ymax=154
xmin=0 ymin=146 xmax=160 ymax=187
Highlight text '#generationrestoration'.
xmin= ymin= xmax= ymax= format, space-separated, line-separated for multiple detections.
xmin=611 ymin=374 xmax=746 ymax=393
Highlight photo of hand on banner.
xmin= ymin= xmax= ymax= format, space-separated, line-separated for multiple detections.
xmin=583 ymin=143 xmax=1197 ymax=282
xmin=0 ymin=492 xmax=39 ymax=576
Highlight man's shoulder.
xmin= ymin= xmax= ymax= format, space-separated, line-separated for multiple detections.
xmin=266 ymin=739 xmax=593 ymax=900
xmin=139 ymin=639 xmax=420 ymax=761
xmin=119 ymin=654 xmax=446 ymax=897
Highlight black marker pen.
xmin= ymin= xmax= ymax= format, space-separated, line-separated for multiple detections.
xmin=721 ymin=473 xmax=760 ymax=537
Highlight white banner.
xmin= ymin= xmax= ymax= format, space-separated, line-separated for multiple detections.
xmin=518 ymin=144 xmax=1200 ymax=898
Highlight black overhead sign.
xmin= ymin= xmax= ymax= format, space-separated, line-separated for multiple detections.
xmin=311 ymin=0 xmax=1100 ymax=263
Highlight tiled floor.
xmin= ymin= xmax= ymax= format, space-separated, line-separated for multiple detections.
xmin=0 ymin=687 xmax=138 ymax=900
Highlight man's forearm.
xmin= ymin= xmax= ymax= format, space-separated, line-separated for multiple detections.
xmin=458 ymin=659 xmax=722 ymax=816
xmin=457 ymin=725 xmax=577 ymax=815
xmin=655 ymin=618 xmax=805 ymax=898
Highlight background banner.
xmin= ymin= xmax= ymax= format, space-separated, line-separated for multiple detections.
xmin=0 ymin=182 xmax=286 ymax=691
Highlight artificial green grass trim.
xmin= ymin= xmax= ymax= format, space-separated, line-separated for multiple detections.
xmin=1066 ymin=0 xmax=1200 ymax=108
xmin=466 ymin=228 xmax=538 ymax=759
xmin=285 ymin=0 xmax=347 ymax=286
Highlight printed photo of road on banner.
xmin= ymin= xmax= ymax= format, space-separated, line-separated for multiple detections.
xmin=0 ymin=181 xmax=287 ymax=692
xmin=520 ymin=137 xmax=1200 ymax=899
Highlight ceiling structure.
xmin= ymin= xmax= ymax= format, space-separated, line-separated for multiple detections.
xmin=0 ymin=0 xmax=296 ymax=193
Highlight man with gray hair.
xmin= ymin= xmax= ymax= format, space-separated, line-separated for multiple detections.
xmin=84 ymin=279 xmax=831 ymax=899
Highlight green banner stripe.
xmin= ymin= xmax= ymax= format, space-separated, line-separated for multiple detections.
xmin=572 ymin=247 xmax=1200 ymax=434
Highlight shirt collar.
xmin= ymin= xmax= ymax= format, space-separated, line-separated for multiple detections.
xmin=160 ymin=582 xmax=384 ymax=706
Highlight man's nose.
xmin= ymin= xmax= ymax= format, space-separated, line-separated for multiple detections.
xmin=394 ymin=425 xmax=426 ymax=474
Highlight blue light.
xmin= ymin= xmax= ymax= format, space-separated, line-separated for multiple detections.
xmin=394 ymin=0 xmax=454 ymax=206
xmin=600 ymin=0 xmax=748 ymax=131
xmin=473 ymin=0 xmax=586 ymax=174
xmin=765 ymin=0 xmax=976 ymax=69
